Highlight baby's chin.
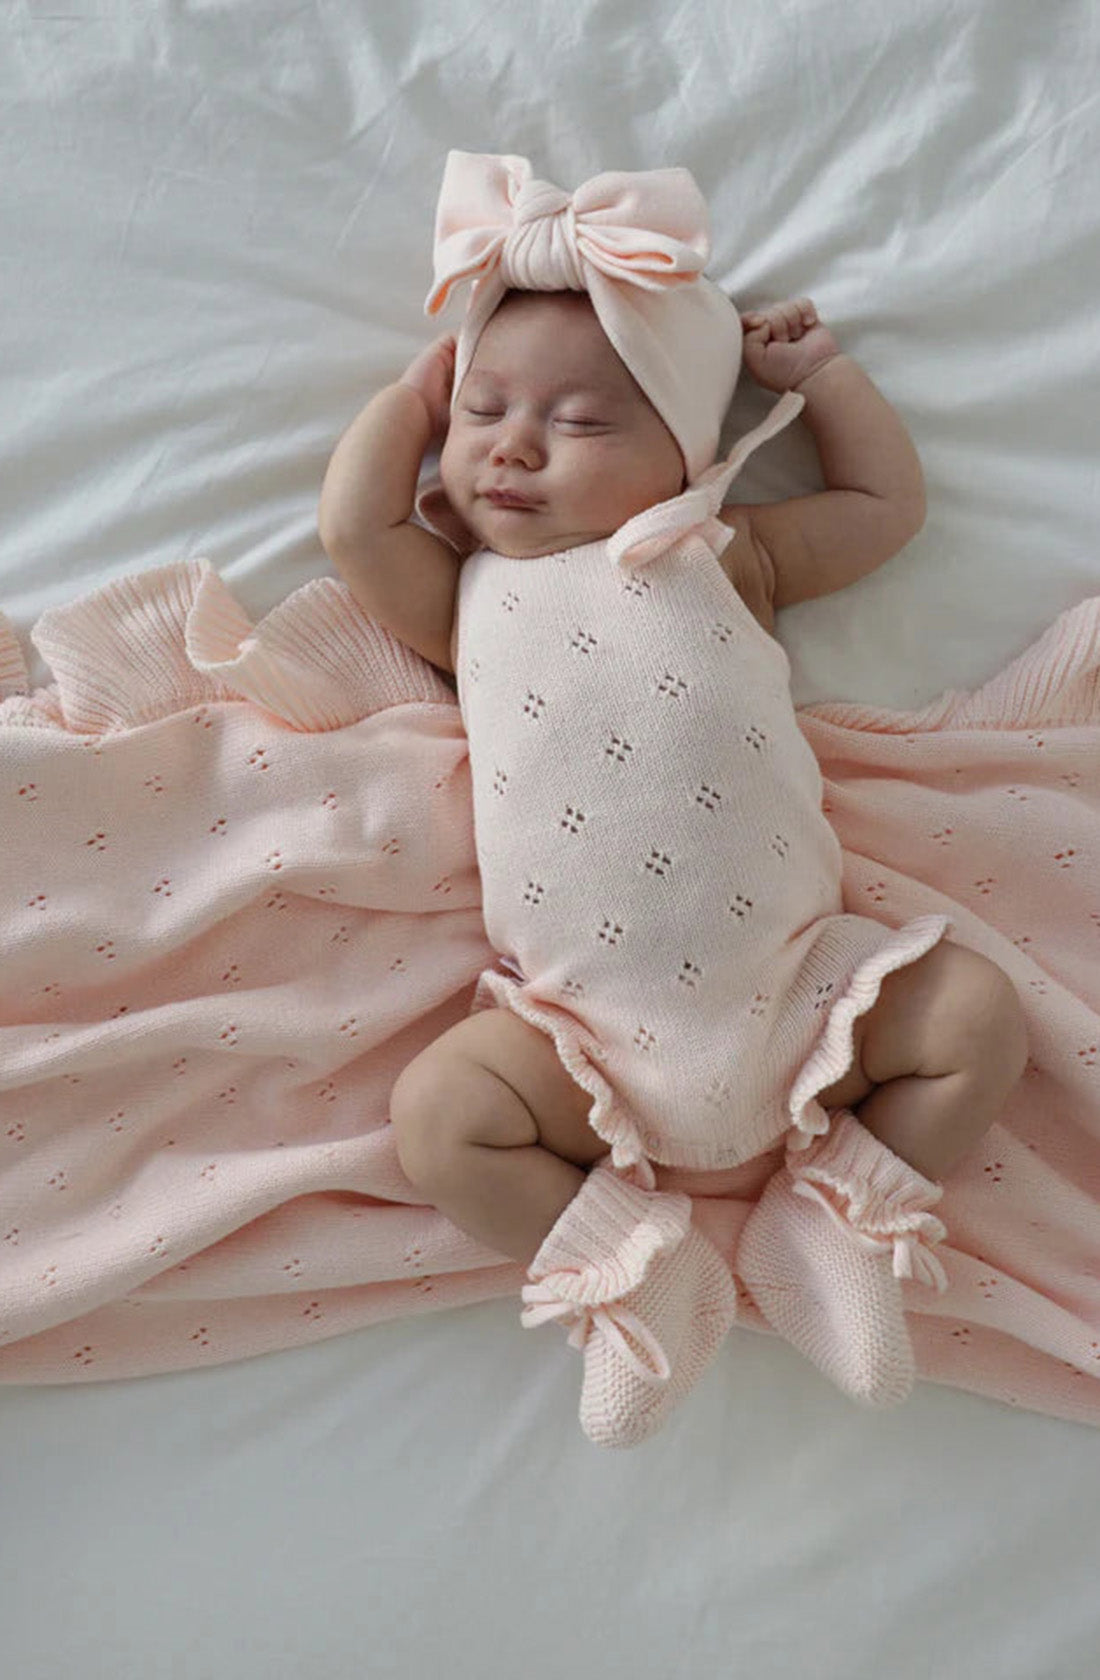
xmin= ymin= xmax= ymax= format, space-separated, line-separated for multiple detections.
xmin=469 ymin=507 xmax=615 ymax=558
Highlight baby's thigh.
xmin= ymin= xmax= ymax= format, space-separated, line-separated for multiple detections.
xmin=391 ymin=1006 xmax=608 ymax=1167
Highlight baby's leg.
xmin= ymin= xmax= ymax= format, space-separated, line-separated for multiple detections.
xmin=739 ymin=941 xmax=1028 ymax=1407
xmin=389 ymin=1008 xmax=609 ymax=1265
xmin=393 ymin=1008 xmax=740 ymax=1449
xmin=817 ymin=940 xmax=1029 ymax=1179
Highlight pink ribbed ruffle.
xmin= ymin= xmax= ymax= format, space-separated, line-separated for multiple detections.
xmin=804 ymin=596 xmax=1100 ymax=734
xmin=0 ymin=609 xmax=29 ymax=698
xmin=1 ymin=558 xmax=456 ymax=737
xmin=785 ymin=913 xmax=952 ymax=1150
xmin=526 ymin=1162 xmax=692 ymax=1307
xmin=790 ymin=1109 xmax=949 ymax=1293
xmin=794 ymin=1106 xmax=946 ymax=1227
xmin=473 ymin=965 xmax=657 ymax=1182
xmin=476 ymin=912 xmax=954 ymax=1179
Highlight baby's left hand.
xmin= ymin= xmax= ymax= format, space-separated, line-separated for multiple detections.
xmin=740 ymin=299 xmax=840 ymax=393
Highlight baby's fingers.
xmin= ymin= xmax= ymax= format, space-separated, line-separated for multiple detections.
xmin=774 ymin=300 xmax=812 ymax=341
xmin=743 ymin=304 xmax=793 ymax=342
xmin=783 ymin=298 xmax=820 ymax=340
xmin=742 ymin=299 xmax=819 ymax=343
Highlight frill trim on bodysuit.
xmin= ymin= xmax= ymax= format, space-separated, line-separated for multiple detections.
xmin=0 ymin=558 xmax=456 ymax=736
xmin=472 ymin=967 xmax=662 ymax=1189
xmin=474 ymin=911 xmax=953 ymax=1182
xmin=782 ymin=912 xmax=953 ymax=1152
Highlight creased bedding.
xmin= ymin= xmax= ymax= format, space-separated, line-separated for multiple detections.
xmin=1 ymin=556 xmax=1097 ymax=1428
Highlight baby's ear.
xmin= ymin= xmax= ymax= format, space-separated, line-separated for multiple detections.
xmin=416 ymin=479 xmax=479 ymax=557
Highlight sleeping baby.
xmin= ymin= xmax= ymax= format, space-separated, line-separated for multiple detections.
xmin=319 ymin=151 xmax=1028 ymax=1448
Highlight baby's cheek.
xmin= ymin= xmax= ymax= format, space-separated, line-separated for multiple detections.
xmin=591 ymin=443 xmax=680 ymax=521
xmin=438 ymin=450 xmax=469 ymax=509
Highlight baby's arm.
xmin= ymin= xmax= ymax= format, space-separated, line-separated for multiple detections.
xmin=723 ymin=300 xmax=926 ymax=612
xmin=318 ymin=336 xmax=460 ymax=673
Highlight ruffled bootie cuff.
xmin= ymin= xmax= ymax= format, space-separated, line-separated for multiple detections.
xmin=790 ymin=1110 xmax=949 ymax=1293
xmin=521 ymin=1162 xmax=738 ymax=1446
xmin=524 ymin=1162 xmax=692 ymax=1309
xmin=737 ymin=1108 xmax=953 ymax=1407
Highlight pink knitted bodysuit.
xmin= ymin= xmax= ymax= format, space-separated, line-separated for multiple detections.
xmin=457 ymin=467 xmax=951 ymax=1177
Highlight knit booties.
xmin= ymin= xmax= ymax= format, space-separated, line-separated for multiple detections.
xmin=735 ymin=1109 xmax=949 ymax=1407
xmin=520 ymin=1161 xmax=739 ymax=1448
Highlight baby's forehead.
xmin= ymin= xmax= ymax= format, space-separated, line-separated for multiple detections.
xmin=466 ymin=296 xmax=636 ymax=398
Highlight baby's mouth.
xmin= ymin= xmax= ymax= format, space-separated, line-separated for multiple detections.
xmin=484 ymin=488 xmax=542 ymax=510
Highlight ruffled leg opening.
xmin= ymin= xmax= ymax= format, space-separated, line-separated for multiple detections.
xmin=786 ymin=912 xmax=954 ymax=1154
xmin=473 ymin=967 xmax=652 ymax=1182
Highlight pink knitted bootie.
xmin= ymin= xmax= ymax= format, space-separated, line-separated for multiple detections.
xmin=735 ymin=1110 xmax=949 ymax=1407
xmin=520 ymin=1162 xmax=739 ymax=1448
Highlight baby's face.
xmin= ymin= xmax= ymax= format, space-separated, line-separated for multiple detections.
xmin=439 ymin=291 xmax=685 ymax=558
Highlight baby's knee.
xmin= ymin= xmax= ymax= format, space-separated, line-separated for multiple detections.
xmin=390 ymin=1047 xmax=455 ymax=1190
xmin=952 ymin=953 xmax=1029 ymax=1089
xmin=389 ymin=1038 xmax=537 ymax=1191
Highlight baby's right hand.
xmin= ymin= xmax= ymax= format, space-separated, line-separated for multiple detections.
xmin=399 ymin=333 xmax=456 ymax=442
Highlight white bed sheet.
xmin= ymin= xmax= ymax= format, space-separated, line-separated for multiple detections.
xmin=2 ymin=1 xmax=1099 ymax=1675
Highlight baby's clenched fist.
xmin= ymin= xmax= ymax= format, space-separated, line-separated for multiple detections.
xmin=740 ymin=299 xmax=840 ymax=394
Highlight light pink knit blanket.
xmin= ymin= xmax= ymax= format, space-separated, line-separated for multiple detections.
xmin=2 ymin=559 xmax=1098 ymax=1427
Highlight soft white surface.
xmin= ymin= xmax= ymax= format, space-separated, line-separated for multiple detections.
xmin=4 ymin=1313 xmax=1100 ymax=1680
xmin=2 ymin=2 xmax=1099 ymax=1675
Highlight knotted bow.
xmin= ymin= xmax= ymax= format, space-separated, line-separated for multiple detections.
xmin=520 ymin=1281 xmax=672 ymax=1385
xmin=426 ymin=150 xmax=711 ymax=316
xmin=792 ymin=1179 xmax=951 ymax=1293
xmin=607 ymin=389 xmax=805 ymax=570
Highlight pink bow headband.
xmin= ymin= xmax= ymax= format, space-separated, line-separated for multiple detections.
xmin=426 ymin=152 xmax=712 ymax=312
xmin=422 ymin=150 xmax=746 ymax=483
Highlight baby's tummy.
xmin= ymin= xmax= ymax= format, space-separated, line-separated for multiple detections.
xmin=475 ymin=807 xmax=686 ymax=978
xmin=471 ymin=774 xmax=844 ymax=1009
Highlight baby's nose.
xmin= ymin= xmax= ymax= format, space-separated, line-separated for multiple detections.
xmin=490 ymin=417 xmax=544 ymax=467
